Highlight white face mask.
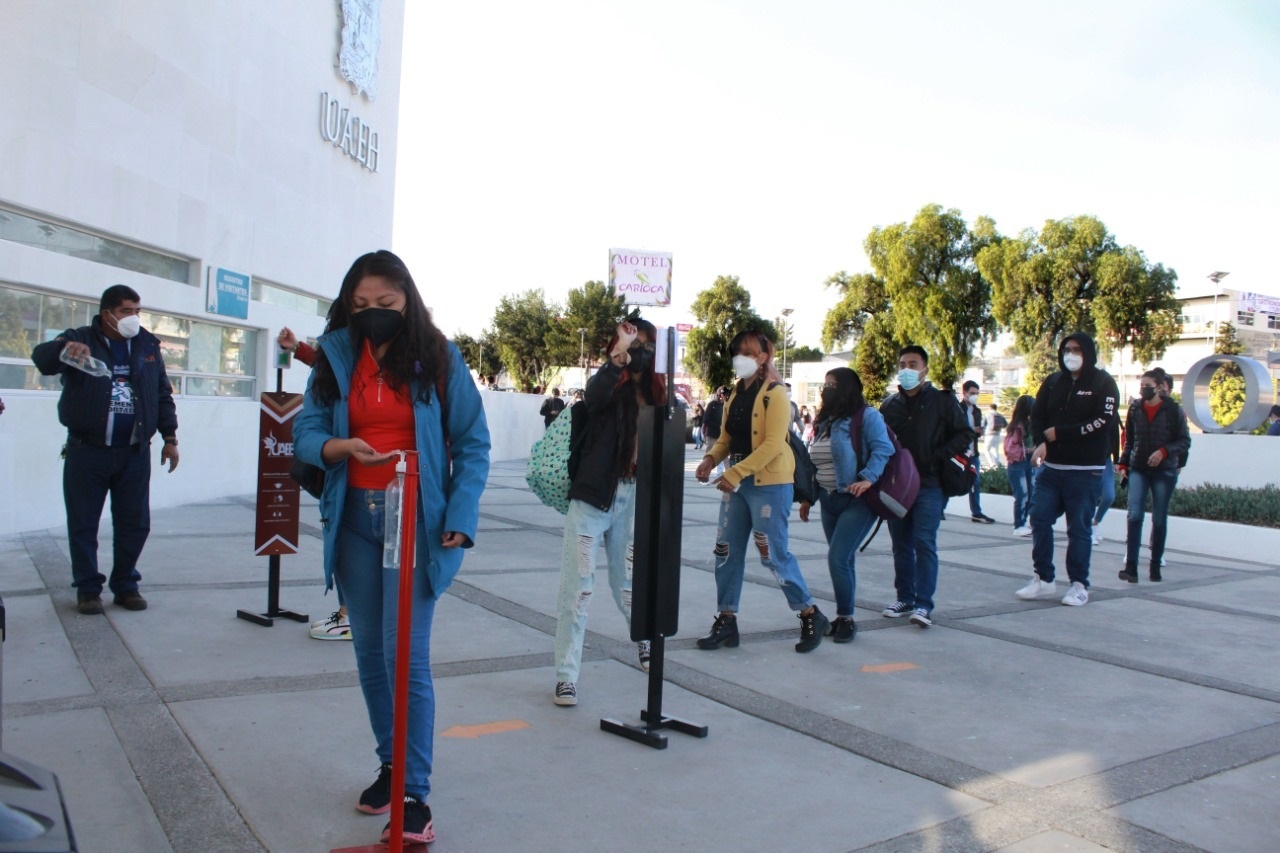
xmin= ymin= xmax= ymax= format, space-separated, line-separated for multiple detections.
xmin=1063 ymin=353 xmax=1083 ymax=372
xmin=967 ymin=394 xmax=979 ymax=406
xmin=732 ymin=354 xmax=760 ymax=380
xmin=113 ymin=314 xmax=141 ymax=339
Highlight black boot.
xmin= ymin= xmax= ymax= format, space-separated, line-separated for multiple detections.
xmin=796 ymin=606 xmax=830 ymax=653
xmin=1149 ymin=564 xmax=1162 ymax=582
xmin=696 ymin=612 xmax=739 ymax=649
xmin=1118 ymin=563 xmax=1138 ymax=583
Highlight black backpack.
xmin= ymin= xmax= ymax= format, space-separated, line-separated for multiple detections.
xmin=763 ymin=384 xmax=819 ymax=504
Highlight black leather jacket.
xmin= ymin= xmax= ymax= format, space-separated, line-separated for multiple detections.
xmin=1121 ymin=398 xmax=1190 ymax=473
xmin=880 ymin=383 xmax=974 ymax=488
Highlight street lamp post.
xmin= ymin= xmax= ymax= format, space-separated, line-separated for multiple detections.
xmin=577 ymin=327 xmax=587 ymax=387
xmin=1209 ymin=271 xmax=1230 ymax=350
xmin=779 ymin=307 xmax=794 ymax=380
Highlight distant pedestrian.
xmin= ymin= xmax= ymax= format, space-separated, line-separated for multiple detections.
xmin=985 ymin=403 xmax=1007 ymax=467
xmin=1089 ymin=417 xmax=1120 ymax=546
xmin=691 ymin=403 xmax=705 ymax=449
xmin=1005 ymin=394 xmax=1035 ymax=537
xmin=1117 ymin=369 xmax=1190 ymax=583
xmin=702 ymin=385 xmax=726 ymax=449
xmin=803 ymin=368 xmax=894 ymax=643
xmin=539 ymin=386 xmax=566 ymax=429
xmin=961 ymin=381 xmax=994 ymax=523
xmin=1014 ymin=333 xmax=1118 ymax=607
xmin=1268 ymin=405 xmax=1280 ymax=436
xmin=879 ymin=346 xmax=973 ymax=628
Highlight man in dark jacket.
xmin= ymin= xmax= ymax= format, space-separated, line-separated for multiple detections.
xmin=539 ymin=386 xmax=566 ymax=428
xmin=1015 ymin=332 xmax=1117 ymax=607
xmin=879 ymin=345 xmax=974 ymax=628
xmin=960 ymin=380 xmax=994 ymax=523
xmin=31 ymin=284 xmax=179 ymax=615
xmin=702 ymin=386 xmax=727 ymax=447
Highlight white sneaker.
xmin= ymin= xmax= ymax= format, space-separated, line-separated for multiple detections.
xmin=1091 ymin=528 xmax=1103 ymax=545
xmin=309 ymin=610 xmax=352 ymax=640
xmin=1061 ymin=582 xmax=1089 ymax=607
xmin=1015 ymin=576 xmax=1058 ymax=600
xmin=637 ymin=640 xmax=651 ymax=672
xmin=1012 ymin=526 xmax=1032 ymax=537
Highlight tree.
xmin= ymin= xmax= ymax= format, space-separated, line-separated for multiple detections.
xmin=1209 ymin=322 xmax=1246 ymax=428
xmin=451 ymin=330 xmax=500 ymax=378
xmin=819 ymin=271 xmax=899 ymax=403
xmin=544 ymin=281 xmax=627 ymax=370
xmin=490 ymin=290 xmax=558 ymax=391
xmin=684 ymin=275 xmax=772 ymax=391
xmin=1091 ymin=248 xmax=1183 ymax=366
xmin=865 ymin=204 xmax=998 ymax=388
xmin=787 ymin=345 xmax=825 ymax=362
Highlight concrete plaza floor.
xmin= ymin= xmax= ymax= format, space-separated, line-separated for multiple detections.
xmin=2 ymin=448 xmax=1278 ymax=852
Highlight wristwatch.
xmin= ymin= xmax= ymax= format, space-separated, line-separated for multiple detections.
xmin=163 ymin=437 xmax=179 ymax=446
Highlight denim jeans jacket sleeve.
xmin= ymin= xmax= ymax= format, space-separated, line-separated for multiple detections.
xmin=831 ymin=408 xmax=895 ymax=490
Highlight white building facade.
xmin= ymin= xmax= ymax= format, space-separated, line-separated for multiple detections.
xmin=0 ymin=0 xmax=406 ymax=535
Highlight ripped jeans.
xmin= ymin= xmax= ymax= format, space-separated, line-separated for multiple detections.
xmin=713 ymin=476 xmax=814 ymax=614
xmin=554 ymin=481 xmax=636 ymax=684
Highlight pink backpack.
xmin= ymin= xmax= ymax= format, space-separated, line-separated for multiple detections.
xmin=1003 ymin=424 xmax=1026 ymax=463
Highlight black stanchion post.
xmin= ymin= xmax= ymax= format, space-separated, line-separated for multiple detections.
xmin=601 ymin=326 xmax=707 ymax=748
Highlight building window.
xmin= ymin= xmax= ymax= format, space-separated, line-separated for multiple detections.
xmin=0 ymin=206 xmax=192 ymax=284
xmin=0 ymin=283 xmax=256 ymax=397
xmin=252 ymin=278 xmax=332 ymax=318
xmin=1237 ymin=311 xmax=1255 ymax=327
xmin=1268 ymin=314 xmax=1280 ymax=331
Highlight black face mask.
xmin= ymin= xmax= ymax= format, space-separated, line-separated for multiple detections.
xmin=626 ymin=346 xmax=653 ymax=375
xmin=351 ymin=308 xmax=404 ymax=346
xmin=1140 ymin=386 xmax=1157 ymax=401
xmin=820 ymin=388 xmax=835 ymax=407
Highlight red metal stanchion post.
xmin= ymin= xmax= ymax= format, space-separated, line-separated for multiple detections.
xmin=332 ymin=449 xmax=422 ymax=852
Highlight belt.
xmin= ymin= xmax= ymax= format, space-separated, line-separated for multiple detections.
xmin=727 ymin=453 xmax=748 ymax=465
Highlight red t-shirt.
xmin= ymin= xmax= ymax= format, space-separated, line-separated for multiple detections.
xmin=347 ymin=340 xmax=416 ymax=490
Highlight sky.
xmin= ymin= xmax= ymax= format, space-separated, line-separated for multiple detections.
xmin=391 ymin=0 xmax=1280 ymax=352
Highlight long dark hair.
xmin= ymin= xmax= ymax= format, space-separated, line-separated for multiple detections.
xmin=1010 ymin=394 xmax=1034 ymax=434
xmin=601 ymin=318 xmax=666 ymax=479
xmin=311 ymin=251 xmax=450 ymax=406
xmin=814 ymin=367 xmax=865 ymax=439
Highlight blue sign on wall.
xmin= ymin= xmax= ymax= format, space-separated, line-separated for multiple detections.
xmin=208 ymin=267 xmax=250 ymax=319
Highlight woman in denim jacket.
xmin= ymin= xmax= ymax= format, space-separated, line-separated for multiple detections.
xmin=802 ymin=368 xmax=894 ymax=642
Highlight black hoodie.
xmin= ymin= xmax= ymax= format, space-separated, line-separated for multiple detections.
xmin=1030 ymin=332 xmax=1118 ymax=468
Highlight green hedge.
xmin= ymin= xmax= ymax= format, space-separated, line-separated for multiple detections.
xmin=977 ymin=466 xmax=1280 ymax=529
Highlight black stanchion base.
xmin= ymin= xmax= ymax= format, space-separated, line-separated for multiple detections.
xmin=236 ymin=608 xmax=309 ymax=626
xmin=600 ymin=710 xmax=708 ymax=749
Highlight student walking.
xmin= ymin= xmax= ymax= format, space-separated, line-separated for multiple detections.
xmin=695 ymin=330 xmax=830 ymax=652
xmin=552 ymin=319 xmax=665 ymax=706
xmin=802 ymin=368 xmax=894 ymax=642
xmin=1005 ymin=394 xmax=1036 ymax=537
xmin=1117 ymin=369 xmax=1190 ymax=583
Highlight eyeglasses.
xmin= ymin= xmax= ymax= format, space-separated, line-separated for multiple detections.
xmin=823 ymin=382 xmax=838 ymax=389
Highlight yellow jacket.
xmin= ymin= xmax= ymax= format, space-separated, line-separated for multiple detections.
xmin=705 ymin=380 xmax=794 ymax=488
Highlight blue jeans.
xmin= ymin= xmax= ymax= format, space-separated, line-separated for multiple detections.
xmin=713 ymin=477 xmax=813 ymax=613
xmin=1030 ymin=466 xmax=1103 ymax=587
xmin=1093 ymin=459 xmax=1115 ymax=525
xmin=886 ymin=486 xmax=944 ymax=612
xmin=1126 ymin=469 xmax=1177 ymax=568
xmin=554 ymin=482 xmax=636 ymax=684
xmin=336 ymin=488 xmax=438 ymax=801
xmin=1008 ymin=459 xmax=1034 ymax=529
xmin=64 ymin=439 xmax=151 ymax=596
xmin=818 ymin=488 xmax=878 ymax=617
xmin=967 ymin=454 xmax=985 ymax=516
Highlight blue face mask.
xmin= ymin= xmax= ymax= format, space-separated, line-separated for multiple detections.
xmin=897 ymin=368 xmax=921 ymax=391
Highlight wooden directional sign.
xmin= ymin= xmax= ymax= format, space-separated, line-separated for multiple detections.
xmin=254 ymin=392 xmax=303 ymax=556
